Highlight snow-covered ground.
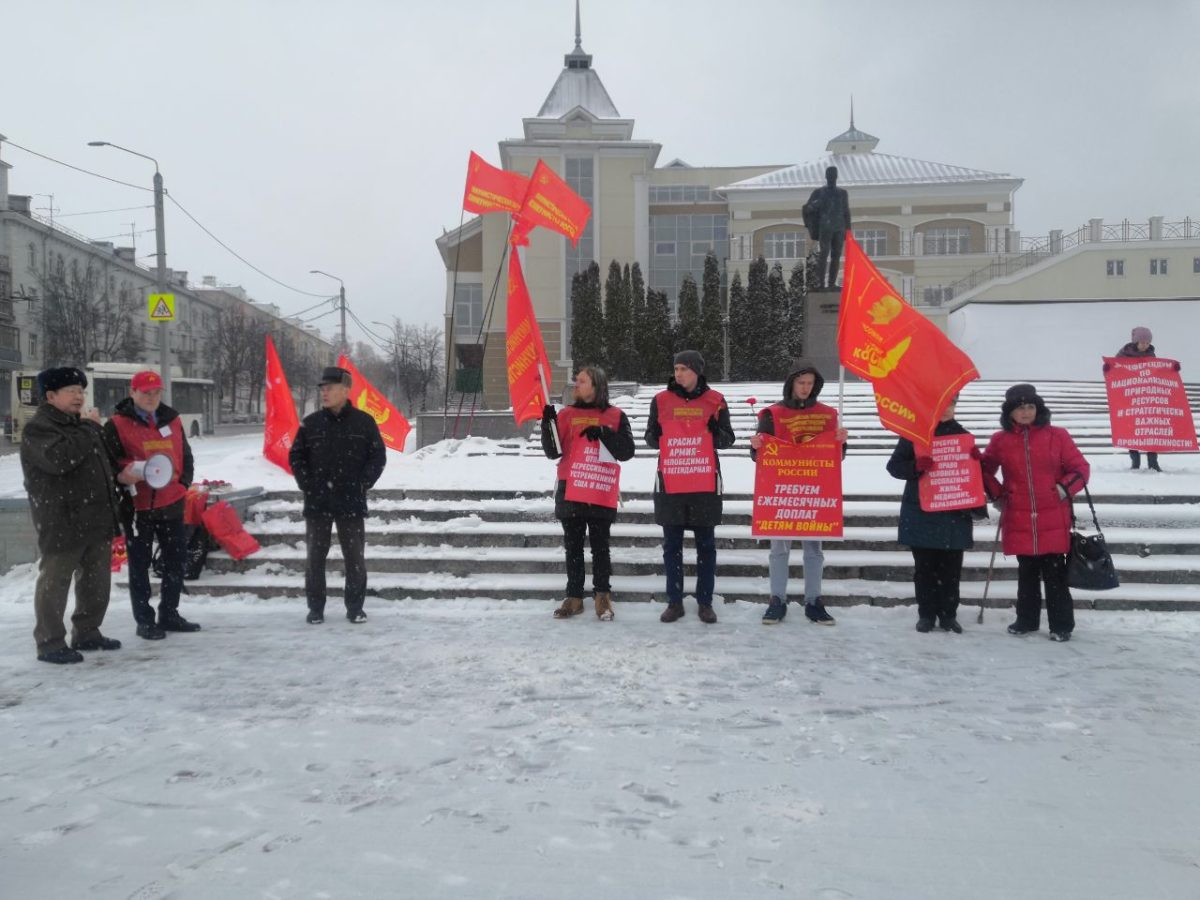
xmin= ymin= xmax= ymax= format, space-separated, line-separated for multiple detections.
xmin=2 ymin=595 xmax=1199 ymax=899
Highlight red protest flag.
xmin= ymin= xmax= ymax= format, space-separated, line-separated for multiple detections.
xmin=837 ymin=233 xmax=979 ymax=448
xmin=505 ymin=250 xmax=552 ymax=425
xmin=462 ymin=151 xmax=529 ymax=216
xmin=336 ymin=354 xmax=412 ymax=453
xmin=263 ymin=335 xmax=300 ymax=473
xmin=514 ymin=159 xmax=591 ymax=247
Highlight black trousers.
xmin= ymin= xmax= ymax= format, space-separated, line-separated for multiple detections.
xmin=306 ymin=517 xmax=367 ymax=615
xmin=1015 ymin=554 xmax=1074 ymax=634
xmin=562 ymin=518 xmax=611 ymax=597
xmin=910 ymin=547 xmax=963 ymax=623
xmin=125 ymin=515 xmax=187 ymax=625
xmin=1128 ymin=450 xmax=1159 ymax=469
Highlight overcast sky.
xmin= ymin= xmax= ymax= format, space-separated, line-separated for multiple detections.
xmin=4 ymin=0 xmax=1197 ymax=348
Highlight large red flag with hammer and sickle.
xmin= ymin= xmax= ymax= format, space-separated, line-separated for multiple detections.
xmin=512 ymin=160 xmax=591 ymax=247
xmin=837 ymin=233 xmax=979 ymax=449
xmin=336 ymin=354 xmax=412 ymax=453
xmin=505 ymin=250 xmax=553 ymax=425
xmin=462 ymin=151 xmax=529 ymax=216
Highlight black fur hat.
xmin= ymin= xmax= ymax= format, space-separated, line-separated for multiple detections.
xmin=37 ymin=366 xmax=88 ymax=395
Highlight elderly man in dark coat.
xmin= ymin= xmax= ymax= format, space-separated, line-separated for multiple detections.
xmin=20 ymin=366 xmax=125 ymax=663
xmin=288 ymin=366 xmax=387 ymax=625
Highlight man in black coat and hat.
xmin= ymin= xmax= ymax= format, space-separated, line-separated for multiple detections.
xmin=288 ymin=366 xmax=387 ymax=624
xmin=20 ymin=366 xmax=125 ymax=663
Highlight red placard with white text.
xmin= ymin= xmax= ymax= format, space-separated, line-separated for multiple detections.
xmin=752 ymin=435 xmax=843 ymax=539
xmin=918 ymin=434 xmax=986 ymax=512
xmin=659 ymin=420 xmax=716 ymax=493
xmin=1104 ymin=357 xmax=1198 ymax=452
xmin=563 ymin=438 xmax=620 ymax=508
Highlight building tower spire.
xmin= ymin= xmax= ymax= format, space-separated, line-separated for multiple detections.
xmin=850 ymin=95 xmax=855 ymax=130
xmin=564 ymin=0 xmax=592 ymax=69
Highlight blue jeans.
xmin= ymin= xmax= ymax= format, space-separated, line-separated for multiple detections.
xmin=768 ymin=539 xmax=824 ymax=603
xmin=662 ymin=525 xmax=716 ymax=606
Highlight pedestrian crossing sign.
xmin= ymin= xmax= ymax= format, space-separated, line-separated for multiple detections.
xmin=148 ymin=293 xmax=176 ymax=321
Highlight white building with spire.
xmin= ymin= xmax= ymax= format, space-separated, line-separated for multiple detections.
xmin=435 ymin=4 xmax=1198 ymax=395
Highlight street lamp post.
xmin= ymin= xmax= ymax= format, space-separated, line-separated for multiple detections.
xmin=88 ymin=140 xmax=171 ymax=404
xmin=310 ymin=270 xmax=346 ymax=355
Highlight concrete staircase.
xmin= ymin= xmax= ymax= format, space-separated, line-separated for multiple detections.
xmin=188 ymin=487 xmax=1200 ymax=611
xmin=181 ymin=380 xmax=1200 ymax=612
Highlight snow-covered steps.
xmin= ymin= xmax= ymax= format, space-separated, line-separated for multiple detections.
xmin=175 ymin=485 xmax=1200 ymax=611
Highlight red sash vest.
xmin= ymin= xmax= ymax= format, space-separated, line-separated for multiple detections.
xmin=110 ymin=412 xmax=187 ymax=511
xmin=766 ymin=401 xmax=838 ymax=444
xmin=655 ymin=388 xmax=726 ymax=472
xmin=555 ymin=405 xmax=623 ymax=482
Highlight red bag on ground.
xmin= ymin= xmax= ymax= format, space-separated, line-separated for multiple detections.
xmin=201 ymin=500 xmax=261 ymax=561
xmin=183 ymin=489 xmax=209 ymax=526
xmin=110 ymin=536 xmax=128 ymax=572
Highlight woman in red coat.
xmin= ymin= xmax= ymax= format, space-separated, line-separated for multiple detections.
xmin=981 ymin=384 xmax=1089 ymax=642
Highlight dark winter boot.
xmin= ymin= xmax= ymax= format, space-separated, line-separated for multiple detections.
xmin=915 ymin=617 xmax=935 ymax=633
xmin=805 ymin=601 xmax=836 ymax=626
xmin=38 ymin=646 xmax=84 ymax=664
xmin=762 ymin=597 xmax=788 ymax=624
xmin=72 ymin=635 xmax=122 ymax=651
xmin=159 ymin=612 xmax=201 ymax=632
xmin=1148 ymin=453 xmax=1162 ymax=472
xmin=660 ymin=603 xmax=685 ymax=623
xmin=1129 ymin=450 xmax=1141 ymax=470
xmin=939 ymin=618 xmax=963 ymax=634
xmin=136 ymin=623 xmax=167 ymax=640
xmin=553 ymin=597 xmax=584 ymax=619
xmin=697 ymin=604 xmax=718 ymax=624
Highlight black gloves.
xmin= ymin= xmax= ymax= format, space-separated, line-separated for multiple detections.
xmin=542 ymin=404 xmax=557 ymax=422
xmin=706 ymin=416 xmax=721 ymax=435
xmin=581 ymin=425 xmax=606 ymax=441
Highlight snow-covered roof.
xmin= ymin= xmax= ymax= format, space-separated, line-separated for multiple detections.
xmin=537 ymin=65 xmax=620 ymax=119
xmin=721 ymin=152 xmax=1017 ymax=191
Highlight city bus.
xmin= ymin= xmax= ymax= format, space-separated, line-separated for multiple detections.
xmin=10 ymin=362 xmax=216 ymax=442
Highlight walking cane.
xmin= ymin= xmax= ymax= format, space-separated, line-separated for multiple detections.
xmin=978 ymin=520 xmax=1002 ymax=624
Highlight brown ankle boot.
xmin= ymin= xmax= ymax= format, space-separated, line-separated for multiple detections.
xmin=553 ymin=597 xmax=584 ymax=618
xmin=594 ymin=592 xmax=614 ymax=621
xmin=660 ymin=603 xmax=685 ymax=623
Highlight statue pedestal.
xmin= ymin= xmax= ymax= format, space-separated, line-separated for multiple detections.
xmin=801 ymin=289 xmax=851 ymax=380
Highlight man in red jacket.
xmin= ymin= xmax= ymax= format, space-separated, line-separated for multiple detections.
xmin=102 ymin=370 xmax=199 ymax=640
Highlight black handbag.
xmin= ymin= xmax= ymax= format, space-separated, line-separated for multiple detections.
xmin=1066 ymin=484 xmax=1119 ymax=591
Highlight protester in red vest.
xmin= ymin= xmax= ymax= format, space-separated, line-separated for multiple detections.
xmin=980 ymin=384 xmax=1089 ymax=643
xmin=1111 ymin=326 xmax=1180 ymax=472
xmin=644 ymin=350 xmax=735 ymax=624
xmin=748 ymin=359 xmax=848 ymax=626
xmin=540 ymin=366 xmax=635 ymax=621
xmin=102 ymin=369 xmax=199 ymax=640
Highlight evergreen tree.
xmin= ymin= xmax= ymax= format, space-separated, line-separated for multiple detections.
xmin=786 ymin=260 xmax=807 ymax=359
xmin=675 ymin=273 xmax=701 ymax=354
xmin=767 ymin=262 xmax=789 ymax=377
xmin=699 ymin=251 xmax=724 ymax=381
xmin=604 ymin=260 xmax=635 ymax=379
xmin=744 ymin=256 xmax=771 ymax=378
xmin=727 ymin=271 xmax=752 ymax=381
xmin=630 ymin=262 xmax=653 ymax=382
xmin=570 ymin=261 xmax=606 ymax=370
xmin=642 ymin=288 xmax=674 ymax=383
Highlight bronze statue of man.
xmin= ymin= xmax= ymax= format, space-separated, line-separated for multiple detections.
xmin=802 ymin=166 xmax=852 ymax=290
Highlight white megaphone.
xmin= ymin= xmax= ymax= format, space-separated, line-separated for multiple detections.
xmin=128 ymin=453 xmax=175 ymax=491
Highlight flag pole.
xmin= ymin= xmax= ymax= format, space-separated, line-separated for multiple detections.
xmin=538 ymin=361 xmax=561 ymax=456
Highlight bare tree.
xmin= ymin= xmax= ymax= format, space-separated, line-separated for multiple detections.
xmin=205 ymin=306 xmax=258 ymax=419
xmin=35 ymin=256 xmax=143 ymax=365
xmin=379 ymin=319 xmax=444 ymax=414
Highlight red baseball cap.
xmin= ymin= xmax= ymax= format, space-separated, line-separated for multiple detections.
xmin=131 ymin=370 xmax=163 ymax=392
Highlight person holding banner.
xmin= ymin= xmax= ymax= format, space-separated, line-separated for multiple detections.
xmin=886 ymin=396 xmax=986 ymax=633
xmin=644 ymin=351 xmax=735 ymax=624
xmin=103 ymin=369 xmax=200 ymax=640
xmin=289 ymin=367 xmax=387 ymax=625
xmin=1110 ymin=326 xmax=1177 ymax=471
xmin=980 ymin=384 xmax=1089 ymax=643
xmin=540 ymin=366 xmax=635 ymax=621
xmin=748 ymin=360 xmax=847 ymax=625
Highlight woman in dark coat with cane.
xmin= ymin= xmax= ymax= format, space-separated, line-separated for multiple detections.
xmin=887 ymin=396 xmax=986 ymax=633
